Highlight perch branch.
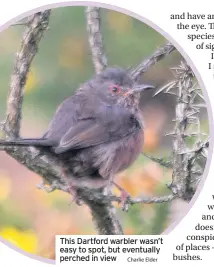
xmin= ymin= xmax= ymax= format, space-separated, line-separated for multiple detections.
xmin=82 ymin=196 xmax=124 ymax=234
xmin=130 ymin=42 xmax=175 ymax=81
xmin=85 ymin=7 xmax=107 ymax=73
xmin=37 ymin=180 xmax=177 ymax=206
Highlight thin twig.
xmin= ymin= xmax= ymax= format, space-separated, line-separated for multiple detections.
xmin=130 ymin=42 xmax=175 ymax=81
xmin=10 ymin=23 xmax=28 ymax=26
xmin=130 ymin=193 xmax=177 ymax=204
xmin=85 ymin=7 xmax=107 ymax=73
xmin=142 ymin=153 xmax=173 ymax=168
xmin=10 ymin=17 xmax=33 ymax=27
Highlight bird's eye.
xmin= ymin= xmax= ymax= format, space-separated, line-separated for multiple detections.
xmin=109 ymin=84 xmax=121 ymax=94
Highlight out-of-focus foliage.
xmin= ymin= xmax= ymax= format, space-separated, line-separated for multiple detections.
xmin=0 ymin=7 xmax=208 ymax=259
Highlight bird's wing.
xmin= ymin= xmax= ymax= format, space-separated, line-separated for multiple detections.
xmin=54 ymin=105 xmax=141 ymax=154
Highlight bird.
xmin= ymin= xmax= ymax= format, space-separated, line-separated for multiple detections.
xmin=0 ymin=67 xmax=154 ymax=203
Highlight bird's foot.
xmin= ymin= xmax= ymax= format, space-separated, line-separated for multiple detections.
xmin=120 ymin=190 xmax=131 ymax=212
xmin=113 ymin=182 xmax=131 ymax=211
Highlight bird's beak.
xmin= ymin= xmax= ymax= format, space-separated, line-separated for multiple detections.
xmin=124 ymin=84 xmax=155 ymax=96
xmin=132 ymin=84 xmax=155 ymax=93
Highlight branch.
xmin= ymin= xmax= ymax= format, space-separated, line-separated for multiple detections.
xmin=1 ymin=11 xmax=73 ymax=208
xmin=82 ymin=196 xmax=124 ymax=234
xmin=170 ymin=63 xmax=194 ymax=199
xmin=2 ymin=12 xmax=67 ymax=188
xmin=130 ymin=42 xmax=175 ymax=81
xmin=37 ymin=180 xmax=176 ymax=207
xmin=85 ymin=7 xmax=107 ymax=73
xmin=5 ymin=11 xmax=51 ymax=138
xmin=159 ymin=61 xmax=209 ymax=200
xmin=2 ymin=11 xmax=68 ymax=201
xmin=84 ymin=193 xmax=176 ymax=230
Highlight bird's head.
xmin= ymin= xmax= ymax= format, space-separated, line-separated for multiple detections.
xmin=91 ymin=67 xmax=154 ymax=109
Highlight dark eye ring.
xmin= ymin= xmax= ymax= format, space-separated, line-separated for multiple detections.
xmin=109 ymin=84 xmax=121 ymax=94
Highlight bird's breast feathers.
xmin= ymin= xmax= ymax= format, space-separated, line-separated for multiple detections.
xmin=93 ymin=128 xmax=143 ymax=178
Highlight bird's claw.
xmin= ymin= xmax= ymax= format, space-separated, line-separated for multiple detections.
xmin=120 ymin=190 xmax=131 ymax=212
xmin=113 ymin=182 xmax=131 ymax=211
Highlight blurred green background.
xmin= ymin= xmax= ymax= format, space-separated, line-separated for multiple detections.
xmin=0 ymin=6 xmax=208 ymax=259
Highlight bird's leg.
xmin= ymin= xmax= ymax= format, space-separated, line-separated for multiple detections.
xmin=113 ymin=182 xmax=131 ymax=211
xmin=104 ymin=177 xmax=131 ymax=210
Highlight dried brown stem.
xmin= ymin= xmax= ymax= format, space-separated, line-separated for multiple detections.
xmin=85 ymin=7 xmax=107 ymax=73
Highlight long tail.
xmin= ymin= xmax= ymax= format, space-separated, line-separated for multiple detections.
xmin=0 ymin=138 xmax=54 ymax=147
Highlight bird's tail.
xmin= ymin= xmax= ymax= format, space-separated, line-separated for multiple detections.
xmin=0 ymin=138 xmax=54 ymax=147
